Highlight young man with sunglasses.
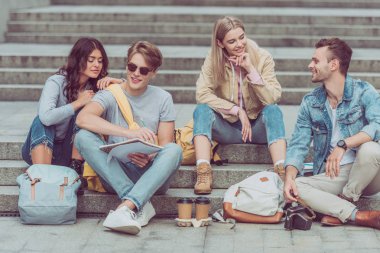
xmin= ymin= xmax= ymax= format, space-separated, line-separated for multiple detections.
xmin=75 ymin=41 xmax=182 ymax=235
xmin=284 ymin=38 xmax=380 ymax=229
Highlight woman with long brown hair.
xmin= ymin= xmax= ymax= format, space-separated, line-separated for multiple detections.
xmin=22 ymin=37 xmax=109 ymax=175
xmin=193 ymin=16 xmax=287 ymax=194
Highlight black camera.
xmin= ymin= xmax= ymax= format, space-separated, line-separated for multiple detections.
xmin=284 ymin=205 xmax=315 ymax=231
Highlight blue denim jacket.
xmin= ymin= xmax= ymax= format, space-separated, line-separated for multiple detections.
xmin=285 ymin=75 xmax=380 ymax=175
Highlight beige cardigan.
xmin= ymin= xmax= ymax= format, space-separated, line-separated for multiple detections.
xmin=196 ymin=40 xmax=282 ymax=123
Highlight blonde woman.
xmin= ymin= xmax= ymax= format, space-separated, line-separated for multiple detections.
xmin=193 ymin=16 xmax=286 ymax=194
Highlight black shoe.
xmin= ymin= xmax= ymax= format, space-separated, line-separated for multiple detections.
xmin=70 ymin=159 xmax=87 ymax=195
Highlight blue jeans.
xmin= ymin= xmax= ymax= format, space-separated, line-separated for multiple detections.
xmin=74 ymin=129 xmax=182 ymax=211
xmin=21 ymin=116 xmax=76 ymax=166
xmin=193 ymin=104 xmax=285 ymax=145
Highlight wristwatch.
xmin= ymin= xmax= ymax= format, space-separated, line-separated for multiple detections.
xmin=337 ymin=139 xmax=347 ymax=151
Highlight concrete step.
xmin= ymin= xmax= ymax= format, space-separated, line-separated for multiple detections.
xmin=0 ymin=84 xmax=316 ymax=105
xmin=50 ymin=0 xmax=380 ymax=8
xmin=0 ymin=134 xmax=306 ymax=162
xmin=0 ymin=44 xmax=379 ymax=72
xmin=0 ymin=160 xmax=270 ymax=188
xmin=0 ymin=186 xmax=378 ymax=216
xmin=9 ymin=6 xmax=380 ymax=26
xmin=3 ymin=54 xmax=380 ymax=73
xmin=6 ymin=32 xmax=380 ymax=48
xmin=1 ymin=68 xmax=380 ymax=89
xmin=9 ymin=21 xmax=380 ymax=38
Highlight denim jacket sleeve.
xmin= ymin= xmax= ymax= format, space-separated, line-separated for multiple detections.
xmin=359 ymin=83 xmax=380 ymax=140
xmin=285 ymin=97 xmax=313 ymax=174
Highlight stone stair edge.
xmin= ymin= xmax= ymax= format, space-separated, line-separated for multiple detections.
xmin=49 ymin=0 xmax=380 ymax=8
xmin=10 ymin=6 xmax=380 ymax=17
xmin=0 ymin=186 xmax=378 ymax=215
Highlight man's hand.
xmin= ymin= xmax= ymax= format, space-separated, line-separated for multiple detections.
xmin=325 ymin=146 xmax=345 ymax=179
xmin=128 ymin=152 xmax=152 ymax=168
xmin=284 ymin=166 xmax=299 ymax=202
xmin=238 ymin=108 xmax=252 ymax=143
xmin=126 ymin=127 xmax=158 ymax=144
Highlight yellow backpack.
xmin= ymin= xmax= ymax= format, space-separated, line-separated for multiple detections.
xmin=83 ymin=84 xmax=141 ymax=193
xmin=174 ymin=119 xmax=225 ymax=165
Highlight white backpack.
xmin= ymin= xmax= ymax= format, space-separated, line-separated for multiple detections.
xmin=17 ymin=164 xmax=81 ymax=224
xmin=224 ymin=171 xmax=285 ymax=216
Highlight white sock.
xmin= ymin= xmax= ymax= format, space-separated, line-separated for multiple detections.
xmin=196 ymin=159 xmax=210 ymax=166
xmin=274 ymin=160 xmax=285 ymax=166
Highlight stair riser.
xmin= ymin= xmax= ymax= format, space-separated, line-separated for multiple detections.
xmin=51 ymin=0 xmax=380 ymax=8
xmin=9 ymin=23 xmax=380 ymax=37
xmin=0 ymin=142 xmax=312 ymax=162
xmin=0 ymin=56 xmax=204 ymax=70
xmin=9 ymin=13 xmax=380 ymax=26
xmin=0 ymin=165 xmax=264 ymax=188
xmin=0 ymin=193 xmax=378 ymax=216
xmin=1 ymin=71 xmax=379 ymax=89
xmin=0 ymin=86 xmax=315 ymax=104
xmin=6 ymin=34 xmax=380 ymax=48
xmin=0 ymin=56 xmax=379 ymax=73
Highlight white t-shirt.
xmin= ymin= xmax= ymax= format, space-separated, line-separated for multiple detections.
xmin=327 ymin=102 xmax=356 ymax=165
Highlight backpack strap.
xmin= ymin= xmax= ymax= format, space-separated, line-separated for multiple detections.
xmin=106 ymin=84 xmax=140 ymax=130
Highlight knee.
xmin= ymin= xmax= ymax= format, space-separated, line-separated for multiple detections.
xmin=163 ymin=143 xmax=183 ymax=166
xmin=74 ymin=129 xmax=94 ymax=151
xmin=357 ymin=141 xmax=380 ymax=162
xmin=193 ymin=104 xmax=213 ymax=120
xmin=262 ymin=104 xmax=283 ymax=119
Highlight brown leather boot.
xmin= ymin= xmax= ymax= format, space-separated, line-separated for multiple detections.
xmin=321 ymin=215 xmax=343 ymax=226
xmin=194 ymin=162 xmax=212 ymax=195
xmin=274 ymin=163 xmax=285 ymax=181
xmin=355 ymin=210 xmax=380 ymax=229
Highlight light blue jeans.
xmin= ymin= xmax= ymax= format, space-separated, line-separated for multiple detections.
xmin=21 ymin=116 xmax=76 ymax=166
xmin=193 ymin=104 xmax=285 ymax=145
xmin=74 ymin=129 xmax=182 ymax=211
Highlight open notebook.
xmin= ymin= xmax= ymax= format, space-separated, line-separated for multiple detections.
xmin=100 ymin=138 xmax=163 ymax=163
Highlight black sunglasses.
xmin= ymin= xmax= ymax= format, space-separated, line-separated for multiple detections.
xmin=127 ymin=63 xmax=152 ymax=76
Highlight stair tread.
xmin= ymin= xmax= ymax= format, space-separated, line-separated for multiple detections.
xmin=11 ymin=6 xmax=380 ymax=18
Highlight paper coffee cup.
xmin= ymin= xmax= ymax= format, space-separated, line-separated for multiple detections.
xmin=195 ymin=197 xmax=211 ymax=220
xmin=177 ymin=198 xmax=193 ymax=219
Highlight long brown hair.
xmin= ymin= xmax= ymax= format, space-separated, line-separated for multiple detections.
xmin=58 ymin=37 xmax=109 ymax=102
xmin=211 ymin=16 xmax=247 ymax=83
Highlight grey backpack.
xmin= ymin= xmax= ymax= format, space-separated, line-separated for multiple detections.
xmin=17 ymin=164 xmax=81 ymax=224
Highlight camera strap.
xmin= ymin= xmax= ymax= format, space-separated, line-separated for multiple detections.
xmin=296 ymin=198 xmax=316 ymax=220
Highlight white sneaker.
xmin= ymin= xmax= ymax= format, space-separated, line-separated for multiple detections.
xmin=136 ymin=201 xmax=156 ymax=227
xmin=103 ymin=206 xmax=141 ymax=235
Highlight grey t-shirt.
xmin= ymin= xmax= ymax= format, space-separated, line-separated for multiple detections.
xmin=92 ymin=85 xmax=176 ymax=144
xmin=38 ymin=74 xmax=75 ymax=140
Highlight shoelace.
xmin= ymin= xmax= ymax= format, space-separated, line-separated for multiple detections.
xmin=123 ymin=207 xmax=137 ymax=220
xmin=197 ymin=170 xmax=209 ymax=184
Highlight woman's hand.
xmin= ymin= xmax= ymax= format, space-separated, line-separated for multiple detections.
xmin=238 ymin=108 xmax=252 ymax=143
xmin=126 ymin=127 xmax=158 ymax=144
xmin=76 ymin=90 xmax=95 ymax=107
xmin=96 ymin=76 xmax=123 ymax=90
xmin=228 ymin=53 xmax=256 ymax=73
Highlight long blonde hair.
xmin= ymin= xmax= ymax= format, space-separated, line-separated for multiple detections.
xmin=211 ymin=16 xmax=257 ymax=83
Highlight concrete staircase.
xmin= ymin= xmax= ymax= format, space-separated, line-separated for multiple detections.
xmin=0 ymin=0 xmax=379 ymax=217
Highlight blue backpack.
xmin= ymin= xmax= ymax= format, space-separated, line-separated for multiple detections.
xmin=17 ymin=164 xmax=81 ymax=224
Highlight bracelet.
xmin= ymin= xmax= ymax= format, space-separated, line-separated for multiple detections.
xmin=120 ymin=78 xmax=127 ymax=83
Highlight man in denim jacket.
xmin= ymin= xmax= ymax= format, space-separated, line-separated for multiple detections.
xmin=284 ymin=38 xmax=380 ymax=229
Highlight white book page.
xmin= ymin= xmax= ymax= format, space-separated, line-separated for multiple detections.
xmin=99 ymin=138 xmax=162 ymax=163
